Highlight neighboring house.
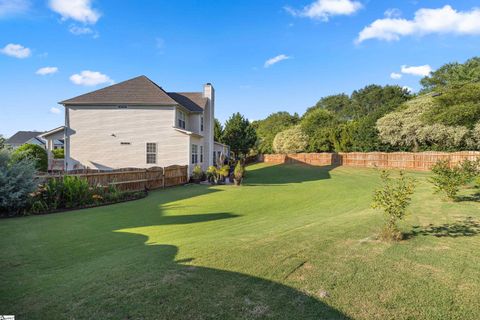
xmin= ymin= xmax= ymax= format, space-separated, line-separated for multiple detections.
xmin=59 ymin=75 xmax=225 ymax=172
xmin=6 ymin=130 xmax=64 ymax=149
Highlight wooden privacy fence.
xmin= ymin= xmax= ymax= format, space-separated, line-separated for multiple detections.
xmin=262 ymin=152 xmax=480 ymax=171
xmin=44 ymin=165 xmax=188 ymax=191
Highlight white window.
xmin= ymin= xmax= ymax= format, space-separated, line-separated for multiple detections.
xmin=146 ymin=143 xmax=157 ymax=164
xmin=200 ymin=116 xmax=204 ymax=131
xmin=200 ymin=146 xmax=203 ymax=163
xmin=191 ymin=144 xmax=198 ymax=164
xmin=178 ymin=110 xmax=186 ymax=129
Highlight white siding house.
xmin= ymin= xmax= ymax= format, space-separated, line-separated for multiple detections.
xmin=59 ymin=76 xmax=221 ymax=173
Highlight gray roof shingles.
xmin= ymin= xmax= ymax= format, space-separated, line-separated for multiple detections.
xmin=7 ymin=131 xmax=44 ymax=144
xmin=60 ymin=75 xmax=206 ymax=112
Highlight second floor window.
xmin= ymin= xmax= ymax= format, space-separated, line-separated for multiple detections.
xmin=191 ymin=144 xmax=198 ymax=164
xmin=178 ymin=110 xmax=186 ymax=129
xmin=200 ymin=116 xmax=204 ymax=131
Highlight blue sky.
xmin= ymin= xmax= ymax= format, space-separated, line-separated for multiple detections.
xmin=1 ymin=0 xmax=480 ymax=137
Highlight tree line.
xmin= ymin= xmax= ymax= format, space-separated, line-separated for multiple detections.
xmin=214 ymin=56 xmax=480 ymax=157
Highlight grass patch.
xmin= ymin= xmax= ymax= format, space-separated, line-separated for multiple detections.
xmin=1 ymin=163 xmax=479 ymax=319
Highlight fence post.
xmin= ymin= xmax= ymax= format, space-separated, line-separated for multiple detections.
xmin=162 ymin=167 xmax=166 ymax=189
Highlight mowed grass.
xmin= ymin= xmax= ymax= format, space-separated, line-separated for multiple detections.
xmin=1 ymin=163 xmax=480 ymax=319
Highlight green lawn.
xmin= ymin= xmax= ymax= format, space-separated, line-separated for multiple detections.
xmin=1 ymin=163 xmax=480 ymax=319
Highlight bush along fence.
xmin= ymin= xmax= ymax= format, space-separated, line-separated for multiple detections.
xmin=42 ymin=165 xmax=189 ymax=192
xmin=13 ymin=165 xmax=190 ymax=217
xmin=261 ymin=152 xmax=480 ymax=171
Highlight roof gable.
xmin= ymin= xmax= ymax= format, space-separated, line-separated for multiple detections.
xmin=60 ymin=75 xmax=178 ymax=106
xmin=60 ymin=75 xmax=207 ymax=112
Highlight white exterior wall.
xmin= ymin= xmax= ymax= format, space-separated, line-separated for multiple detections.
xmin=65 ymin=105 xmax=189 ymax=170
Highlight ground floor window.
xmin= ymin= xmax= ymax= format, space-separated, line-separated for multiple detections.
xmin=146 ymin=142 xmax=157 ymax=164
xmin=213 ymin=151 xmax=216 ymax=165
xmin=200 ymin=146 xmax=203 ymax=163
xmin=192 ymin=144 xmax=198 ymax=164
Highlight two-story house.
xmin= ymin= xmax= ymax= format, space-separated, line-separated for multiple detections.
xmin=59 ymin=75 xmax=224 ymax=172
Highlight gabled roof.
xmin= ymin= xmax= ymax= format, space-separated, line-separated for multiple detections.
xmin=60 ymin=75 xmax=206 ymax=112
xmin=167 ymin=92 xmax=206 ymax=112
xmin=7 ymin=131 xmax=44 ymax=145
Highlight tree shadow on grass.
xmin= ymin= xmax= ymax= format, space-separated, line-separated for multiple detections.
xmin=84 ymin=240 xmax=351 ymax=320
xmin=245 ymin=163 xmax=340 ymax=186
xmin=406 ymin=217 xmax=480 ymax=238
xmin=6 ymin=184 xmax=350 ymax=319
xmin=455 ymin=192 xmax=480 ymax=202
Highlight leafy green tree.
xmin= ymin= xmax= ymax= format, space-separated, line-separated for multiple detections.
xmin=253 ymin=112 xmax=299 ymax=154
xmin=272 ymin=126 xmax=308 ymax=154
xmin=430 ymin=160 xmax=479 ymax=201
xmin=12 ymin=144 xmax=48 ymax=172
xmin=222 ymin=113 xmax=257 ymax=158
xmin=350 ymin=84 xmax=411 ymax=119
xmin=372 ymin=170 xmax=416 ymax=241
xmin=377 ymin=95 xmax=475 ymax=151
xmin=423 ymin=83 xmax=480 ymax=129
xmin=304 ymin=94 xmax=351 ymax=119
xmin=421 ymin=57 xmax=480 ymax=92
xmin=214 ymin=118 xmax=224 ymax=142
xmin=300 ymin=108 xmax=336 ymax=152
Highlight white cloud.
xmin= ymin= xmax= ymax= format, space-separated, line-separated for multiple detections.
xmin=49 ymin=0 xmax=100 ymax=24
xmin=36 ymin=67 xmax=58 ymax=75
xmin=70 ymin=70 xmax=113 ymax=86
xmin=403 ymin=86 xmax=413 ymax=93
xmin=390 ymin=72 xmax=402 ymax=79
xmin=384 ymin=8 xmax=401 ymax=18
xmin=69 ymin=25 xmax=92 ymax=34
xmin=401 ymin=64 xmax=432 ymax=77
xmin=357 ymin=5 xmax=480 ymax=43
xmin=285 ymin=0 xmax=362 ymax=21
xmin=50 ymin=107 xmax=61 ymax=114
xmin=0 ymin=0 xmax=30 ymax=17
xmin=0 ymin=43 xmax=31 ymax=58
xmin=264 ymin=54 xmax=291 ymax=68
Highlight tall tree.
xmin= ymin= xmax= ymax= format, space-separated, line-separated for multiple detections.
xmin=300 ymin=108 xmax=337 ymax=152
xmin=304 ymin=94 xmax=351 ymax=119
xmin=350 ymin=84 xmax=411 ymax=119
xmin=214 ymin=118 xmax=224 ymax=142
xmin=421 ymin=57 xmax=480 ymax=92
xmin=222 ymin=113 xmax=257 ymax=158
xmin=252 ymin=111 xmax=299 ymax=154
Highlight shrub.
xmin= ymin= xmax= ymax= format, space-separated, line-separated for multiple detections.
xmin=12 ymin=144 xmax=48 ymax=172
xmin=372 ymin=170 xmax=416 ymax=241
xmin=430 ymin=159 xmax=479 ymax=200
xmin=28 ymin=176 xmax=133 ymax=214
xmin=191 ymin=165 xmax=203 ymax=181
xmin=233 ymin=161 xmax=245 ymax=185
xmin=273 ymin=126 xmax=308 ymax=154
xmin=53 ymin=148 xmax=64 ymax=159
xmin=0 ymin=149 xmax=37 ymax=216
xmin=206 ymin=166 xmax=216 ymax=183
